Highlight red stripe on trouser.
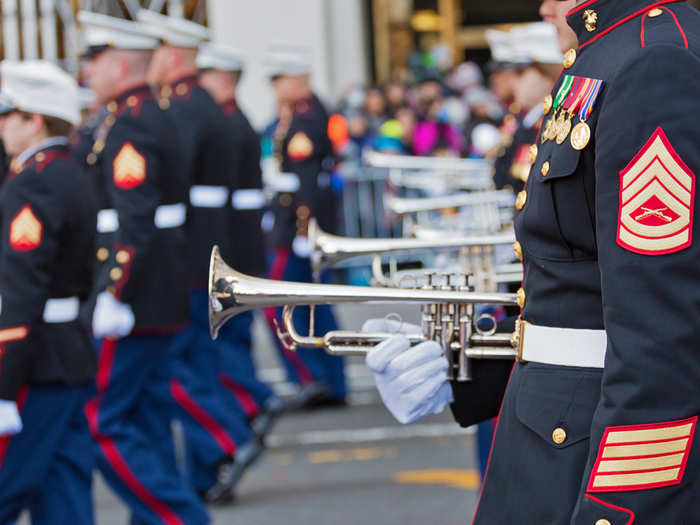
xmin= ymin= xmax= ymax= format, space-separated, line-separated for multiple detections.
xmin=263 ymin=249 xmax=314 ymax=384
xmin=219 ymin=373 xmax=260 ymax=418
xmin=85 ymin=338 xmax=185 ymax=525
xmin=169 ymin=379 xmax=237 ymax=456
xmin=0 ymin=386 xmax=29 ymax=469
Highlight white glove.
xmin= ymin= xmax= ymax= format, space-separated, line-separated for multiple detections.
xmin=92 ymin=291 xmax=135 ymax=339
xmin=292 ymin=236 xmax=312 ymax=258
xmin=363 ymin=318 xmax=454 ymax=424
xmin=0 ymin=400 xmax=22 ymax=436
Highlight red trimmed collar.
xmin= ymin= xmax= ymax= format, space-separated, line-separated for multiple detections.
xmin=221 ymin=98 xmax=238 ymax=115
xmin=567 ymin=0 xmax=685 ymax=48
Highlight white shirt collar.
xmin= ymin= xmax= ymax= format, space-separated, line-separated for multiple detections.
xmin=16 ymin=136 xmax=70 ymax=166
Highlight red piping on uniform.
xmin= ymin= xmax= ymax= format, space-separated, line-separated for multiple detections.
xmin=0 ymin=386 xmax=28 ymax=469
xmin=169 ymin=379 xmax=237 ymax=456
xmin=640 ymin=13 xmax=648 ymax=47
xmin=263 ymin=249 xmax=314 ymax=385
xmin=661 ymin=6 xmax=689 ymax=48
xmin=571 ymin=0 xmax=683 ymax=49
xmin=219 ymin=373 xmax=260 ymax=419
xmin=470 ymin=362 xmax=516 ymax=525
xmin=85 ymin=339 xmax=185 ymax=525
xmin=584 ymin=495 xmax=635 ymax=524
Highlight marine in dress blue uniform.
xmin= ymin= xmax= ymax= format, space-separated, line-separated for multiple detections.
xmin=263 ymin=45 xmax=347 ymax=406
xmin=138 ymin=11 xmax=263 ymax=503
xmin=0 ymin=60 xmax=97 ymax=525
xmin=197 ymin=43 xmax=283 ymax=431
xmin=78 ymin=12 xmax=209 ymax=524
xmin=452 ymin=2 xmax=700 ymax=523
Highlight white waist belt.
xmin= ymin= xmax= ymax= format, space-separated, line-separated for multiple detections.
xmin=190 ymin=185 xmax=229 ymax=208
xmin=154 ymin=203 xmax=186 ymax=228
xmin=232 ymin=189 xmax=266 ymax=210
xmin=43 ymin=297 xmax=79 ymax=324
xmin=519 ymin=322 xmax=607 ymax=368
xmin=97 ymin=204 xmax=186 ymax=232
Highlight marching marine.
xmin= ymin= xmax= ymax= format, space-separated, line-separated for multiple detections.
xmin=366 ymin=0 xmax=700 ymax=523
xmin=0 ymin=60 xmax=97 ymax=525
xmin=78 ymin=12 xmax=209 ymax=524
xmin=263 ymin=45 xmax=347 ymax=407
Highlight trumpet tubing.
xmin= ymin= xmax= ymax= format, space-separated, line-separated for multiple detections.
xmin=209 ymin=246 xmax=519 ymax=381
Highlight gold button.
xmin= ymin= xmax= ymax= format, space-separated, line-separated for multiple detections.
xmin=515 ymin=191 xmax=527 ymax=211
xmin=96 ymin=247 xmax=109 ymax=261
xmin=596 ymin=520 xmax=611 ymax=525
xmin=161 ymin=85 xmax=173 ymax=97
xmin=541 ymin=161 xmax=550 ymax=177
xmin=93 ymin=140 xmax=105 ymax=154
xmin=279 ymin=194 xmax=292 ymax=207
xmin=127 ymin=95 xmax=138 ymax=107
xmin=513 ymin=241 xmax=523 ymax=262
xmin=35 ymin=152 xmax=45 ymax=163
xmin=529 ymin=144 xmax=538 ymax=165
xmin=516 ymin=287 xmax=526 ymax=308
xmin=87 ymin=153 xmax=97 ymax=165
xmin=159 ymin=98 xmax=171 ymax=110
xmin=109 ymin=267 xmax=123 ymax=281
xmin=105 ymin=115 xmax=116 ymax=126
xmin=115 ymin=250 xmax=131 ymax=264
xmin=176 ymin=83 xmax=188 ymax=96
xmin=552 ymin=427 xmax=567 ymax=444
xmin=542 ymin=94 xmax=553 ymax=115
xmin=648 ymin=8 xmax=663 ymax=17
xmin=563 ymin=48 xmax=577 ymax=68
xmin=107 ymin=101 xmax=118 ymax=113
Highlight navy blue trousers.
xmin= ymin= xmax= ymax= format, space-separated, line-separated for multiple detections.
xmin=169 ymin=291 xmax=255 ymax=492
xmin=88 ymin=336 xmax=209 ymax=525
xmin=0 ymin=384 xmax=94 ymax=525
xmin=264 ymin=250 xmax=347 ymax=400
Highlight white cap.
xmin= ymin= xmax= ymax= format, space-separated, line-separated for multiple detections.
xmin=264 ymin=44 xmax=312 ymax=77
xmin=78 ymin=87 xmax=97 ymax=110
xmin=0 ymin=60 xmax=80 ymax=125
xmin=196 ymin=42 xmax=245 ymax=71
xmin=509 ymin=23 xmax=564 ymax=65
xmin=137 ymin=10 xmax=209 ymax=47
xmin=78 ymin=11 xmax=160 ymax=53
xmin=486 ymin=29 xmax=516 ymax=64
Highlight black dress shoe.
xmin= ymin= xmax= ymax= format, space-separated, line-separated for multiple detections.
xmin=203 ymin=439 xmax=265 ymax=504
xmin=251 ymin=396 xmax=286 ymax=438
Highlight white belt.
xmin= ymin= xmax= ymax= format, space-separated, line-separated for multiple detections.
xmin=190 ymin=185 xmax=229 ymax=208
xmin=232 ymin=189 xmax=266 ymax=210
xmin=97 ymin=204 xmax=186 ymax=232
xmin=154 ymin=203 xmax=186 ymax=228
xmin=43 ymin=297 xmax=79 ymax=324
xmin=97 ymin=209 xmax=119 ymax=233
xmin=518 ymin=321 xmax=607 ymax=368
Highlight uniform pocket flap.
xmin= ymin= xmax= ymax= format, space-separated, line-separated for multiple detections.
xmin=515 ymin=365 xmax=601 ymax=449
xmin=536 ymin=145 xmax=582 ymax=182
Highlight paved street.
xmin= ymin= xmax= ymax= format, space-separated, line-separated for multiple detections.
xmin=23 ymin=305 xmax=482 ymax=525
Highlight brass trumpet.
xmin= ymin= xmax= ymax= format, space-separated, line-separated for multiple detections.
xmin=209 ymin=246 xmax=518 ymax=382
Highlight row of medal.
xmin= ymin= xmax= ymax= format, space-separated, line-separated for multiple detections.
xmin=541 ymin=75 xmax=604 ymax=151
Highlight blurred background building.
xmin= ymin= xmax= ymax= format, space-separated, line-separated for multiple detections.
xmin=0 ymin=0 xmax=697 ymax=127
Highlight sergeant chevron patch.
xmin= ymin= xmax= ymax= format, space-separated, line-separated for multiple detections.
xmin=617 ymin=127 xmax=695 ymax=255
xmin=587 ymin=416 xmax=697 ymax=493
xmin=113 ymin=142 xmax=147 ymax=190
xmin=10 ymin=205 xmax=42 ymax=251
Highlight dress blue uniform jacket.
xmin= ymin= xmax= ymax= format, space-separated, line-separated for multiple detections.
xmin=451 ymin=2 xmax=700 ymax=523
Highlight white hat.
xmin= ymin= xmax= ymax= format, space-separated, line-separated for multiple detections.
xmin=264 ymin=44 xmax=312 ymax=77
xmin=0 ymin=60 xmax=80 ymax=125
xmin=137 ymin=10 xmax=209 ymax=47
xmin=486 ymin=29 xmax=516 ymax=64
xmin=196 ymin=43 xmax=245 ymax=71
xmin=78 ymin=11 xmax=160 ymax=54
xmin=509 ymin=23 xmax=564 ymax=65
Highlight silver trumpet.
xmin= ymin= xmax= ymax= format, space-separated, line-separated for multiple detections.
xmin=309 ymin=218 xmax=515 ymax=279
xmin=209 ymin=246 xmax=519 ymax=382
xmin=384 ymin=190 xmax=515 ymax=217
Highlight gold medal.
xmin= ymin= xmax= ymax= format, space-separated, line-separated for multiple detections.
xmin=541 ymin=116 xmax=554 ymax=143
xmin=570 ymin=121 xmax=591 ymax=150
xmin=543 ymin=94 xmax=553 ymax=115
xmin=556 ymin=113 xmax=573 ymax=144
